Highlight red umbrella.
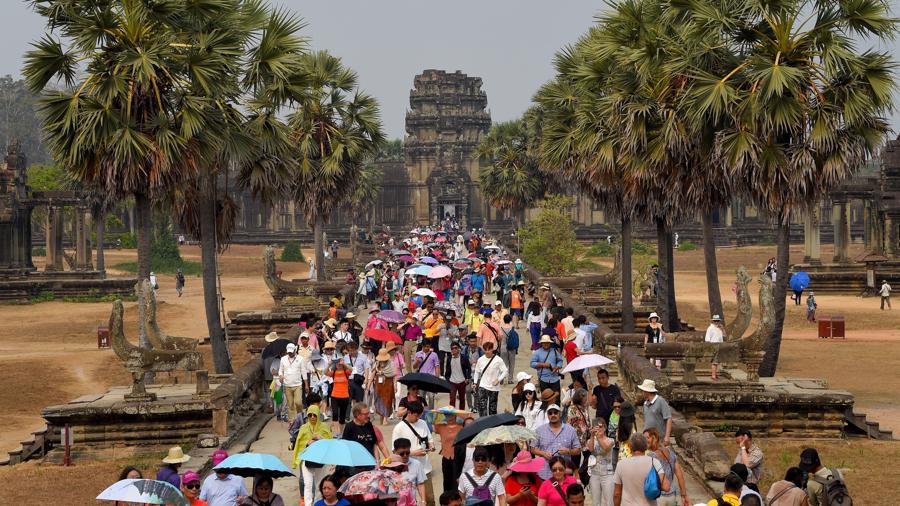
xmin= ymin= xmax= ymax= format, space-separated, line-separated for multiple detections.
xmin=364 ymin=328 xmax=402 ymax=344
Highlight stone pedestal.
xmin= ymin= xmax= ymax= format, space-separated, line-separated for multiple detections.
xmin=833 ymin=201 xmax=851 ymax=263
xmin=681 ymin=356 xmax=698 ymax=383
xmin=803 ymin=203 xmax=821 ymax=264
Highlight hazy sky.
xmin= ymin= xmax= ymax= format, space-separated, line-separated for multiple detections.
xmin=2 ymin=1 xmax=897 ymax=139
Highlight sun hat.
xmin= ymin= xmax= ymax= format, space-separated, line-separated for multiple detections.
xmin=346 ymin=312 xmax=357 ymax=319
xmin=523 ymin=383 xmax=536 ymax=392
xmin=541 ymin=283 xmax=550 ymax=289
xmin=481 ymin=308 xmax=493 ymax=315
xmin=264 ymin=331 xmax=279 ymax=343
xmin=508 ymin=450 xmax=545 ymax=473
xmin=711 ymin=315 xmax=722 ymax=321
xmin=162 ymin=446 xmax=191 ymax=464
xmin=539 ymin=335 xmax=553 ymax=344
xmin=310 ymin=350 xmax=322 ymax=361
xmin=211 ymin=449 xmax=229 ymax=466
xmin=467 ymin=300 xmax=476 ymax=306
xmin=515 ymin=371 xmax=532 ymax=383
xmin=286 ymin=343 xmax=297 ymax=352
xmin=324 ymin=318 xmax=338 ymax=328
xmin=637 ymin=379 xmax=658 ymax=393
xmin=540 ymin=388 xmax=558 ymax=402
xmin=648 ymin=312 xmax=660 ymax=321
xmin=376 ymin=348 xmax=390 ymax=361
xmin=181 ymin=470 xmax=201 ymax=485
xmin=323 ymin=341 xmax=336 ymax=350
xmin=546 ymin=403 xmax=562 ymax=413
xmin=385 ymin=341 xmax=398 ymax=352
xmin=380 ymin=454 xmax=406 ymax=469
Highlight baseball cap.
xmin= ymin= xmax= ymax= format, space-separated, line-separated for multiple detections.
xmin=286 ymin=343 xmax=297 ymax=352
xmin=182 ymin=470 xmax=201 ymax=484
xmin=211 ymin=449 xmax=229 ymax=466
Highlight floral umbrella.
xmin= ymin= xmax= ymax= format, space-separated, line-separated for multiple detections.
xmin=468 ymin=425 xmax=538 ymax=447
xmin=338 ymin=469 xmax=410 ymax=496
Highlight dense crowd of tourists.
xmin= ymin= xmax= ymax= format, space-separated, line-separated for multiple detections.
xmin=115 ymin=223 xmax=852 ymax=506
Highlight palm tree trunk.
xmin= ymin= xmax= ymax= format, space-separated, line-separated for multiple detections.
xmin=314 ymin=214 xmax=327 ymax=281
xmin=655 ymin=218 xmax=670 ymax=328
xmin=621 ymin=215 xmax=634 ymax=333
xmin=94 ymin=209 xmax=105 ymax=273
xmin=759 ymin=220 xmax=790 ymax=377
xmin=199 ymin=173 xmax=233 ymax=374
xmin=134 ymin=191 xmax=152 ymax=280
xmin=702 ymin=212 xmax=723 ymax=323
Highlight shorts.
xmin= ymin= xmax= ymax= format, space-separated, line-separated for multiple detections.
xmin=331 ymin=397 xmax=350 ymax=423
xmin=510 ymin=308 xmax=523 ymax=317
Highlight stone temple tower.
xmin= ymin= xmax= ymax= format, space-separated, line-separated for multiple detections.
xmin=404 ymin=70 xmax=491 ymax=227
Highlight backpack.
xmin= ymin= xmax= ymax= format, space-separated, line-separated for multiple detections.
xmin=812 ymin=468 xmax=853 ymax=506
xmin=643 ymin=459 xmax=661 ymax=500
xmin=465 ymin=471 xmax=496 ymax=501
xmin=505 ymin=328 xmax=519 ymax=351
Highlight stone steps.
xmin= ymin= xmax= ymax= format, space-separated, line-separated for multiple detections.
xmin=0 ymin=425 xmax=53 ymax=466
xmin=844 ymin=409 xmax=896 ymax=440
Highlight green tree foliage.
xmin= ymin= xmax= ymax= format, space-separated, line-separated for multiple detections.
xmin=519 ymin=195 xmax=582 ymax=276
xmin=280 ymin=241 xmax=306 ymax=262
xmin=0 ymin=76 xmax=52 ymax=165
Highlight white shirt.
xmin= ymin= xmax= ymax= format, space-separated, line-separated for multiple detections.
xmin=278 ymin=354 xmax=307 ymax=388
xmin=402 ymin=457 xmax=427 ymax=486
xmin=704 ymin=324 xmax=724 ymax=343
xmin=573 ymin=327 xmax=588 ymax=352
xmin=392 ymin=418 xmax=433 ymax=474
xmin=332 ymin=330 xmax=353 ymax=344
xmin=459 ymin=470 xmax=506 ymax=499
xmin=392 ymin=299 xmax=406 ymax=312
xmin=880 ymin=283 xmax=892 ymax=296
xmin=344 ymin=352 xmax=368 ymax=377
xmin=473 ymin=353 xmax=508 ymax=392
xmin=515 ymin=400 xmax=544 ymax=429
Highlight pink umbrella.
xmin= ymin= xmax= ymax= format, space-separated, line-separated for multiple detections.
xmin=427 ymin=265 xmax=452 ymax=279
xmin=397 ymin=255 xmax=416 ymax=262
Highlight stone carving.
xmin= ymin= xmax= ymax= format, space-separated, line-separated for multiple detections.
xmin=639 ymin=265 xmax=656 ymax=302
xmin=137 ymin=280 xmax=198 ymax=351
xmin=726 ymin=266 xmax=752 ymax=340
xmin=742 ymin=273 xmax=774 ymax=353
xmin=263 ymin=245 xmax=348 ymax=312
xmin=109 ymin=299 xmax=203 ymax=400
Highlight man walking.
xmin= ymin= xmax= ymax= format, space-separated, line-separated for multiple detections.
xmin=473 ymin=341 xmax=508 ymax=416
xmin=638 ymin=379 xmax=673 ymax=447
xmin=613 ymin=434 xmax=670 ymax=506
xmin=462 ymin=333 xmax=484 ymax=409
xmin=880 ymin=279 xmax=892 ymax=309
xmin=200 ymin=450 xmax=248 ymax=506
xmin=447 ymin=342 xmax=471 ymax=409
xmin=531 ymin=335 xmax=564 ymax=394
xmin=531 ymin=404 xmax=581 ymax=480
xmin=342 ymin=402 xmax=389 ymax=471
xmin=344 ymin=341 xmax=368 ymax=404
xmin=278 ymin=343 xmax=308 ymax=422
xmin=392 ymin=401 xmax=435 ymax=505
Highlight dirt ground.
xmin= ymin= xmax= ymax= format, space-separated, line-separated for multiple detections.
xmin=0 ymin=242 xmax=896 ymax=504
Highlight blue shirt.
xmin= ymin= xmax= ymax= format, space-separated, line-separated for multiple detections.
xmin=314 ymin=500 xmax=350 ymax=506
xmin=533 ymin=423 xmax=581 ymax=479
xmin=200 ymin=473 xmax=248 ymax=506
xmin=531 ymin=347 xmax=563 ymax=384
xmin=156 ymin=466 xmax=180 ymax=488
xmin=471 ymin=274 xmax=485 ymax=292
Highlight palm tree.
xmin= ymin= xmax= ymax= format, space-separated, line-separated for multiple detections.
xmin=684 ymin=0 xmax=897 ymax=375
xmin=288 ymin=51 xmax=385 ymax=281
xmin=25 ymin=0 xmax=195 ymax=283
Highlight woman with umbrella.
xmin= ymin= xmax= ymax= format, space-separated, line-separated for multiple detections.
xmin=238 ymin=475 xmax=285 ymax=506
xmin=292 ymin=405 xmax=334 ymax=506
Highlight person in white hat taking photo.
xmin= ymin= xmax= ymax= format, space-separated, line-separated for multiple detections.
xmin=704 ymin=315 xmax=726 ymax=380
xmin=638 ymin=379 xmax=673 ymax=447
xmin=278 ymin=342 xmax=309 ymax=422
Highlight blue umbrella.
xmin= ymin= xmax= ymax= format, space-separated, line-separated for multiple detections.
xmin=790 ymin=272 xmax=810 ymax=291
xmin=408 ymin=264 xmax=433 ymax=277
xmin=213 ymin=452 xmax=294 ymax=478
xmin=298 ymin=439 xmax=377 ymax=467
xmin=97 ymin=479 xmax=188 ymax=505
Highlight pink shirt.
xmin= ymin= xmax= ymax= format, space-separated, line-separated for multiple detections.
xmin=537 ymin=476 xmax=577 ymax=506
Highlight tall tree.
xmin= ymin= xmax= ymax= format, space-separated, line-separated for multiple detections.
xmin=684 ymin=0 xmax=897 ymax=374
xmin=289 ymin=51 xmax=385 ymax=281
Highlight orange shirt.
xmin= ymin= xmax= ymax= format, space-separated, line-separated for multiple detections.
xmin=510 ymin=291 xmax=523 ymax=309
xmin=331 ymin=368 xmax=350 ymax=398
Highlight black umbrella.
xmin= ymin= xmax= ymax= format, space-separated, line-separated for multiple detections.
xmin=261 ymin=338 xmax=292 ymax=361
xmin=454 ymin=413 xmax=519 ymax=446
xmin=397 ymin=372 xmax=451 ymax=394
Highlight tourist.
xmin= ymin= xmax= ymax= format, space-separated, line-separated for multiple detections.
xmin=344 ymin=341 xmax=368 ymax=403
xmin=730 ymin=464 xmax=763 ymax=503
xmin=766 ymin=467 xmax=809 ymax=505
xmin=308 ymin=350 xmax=332 ymax=420
xmin=566 ymin=484 xmax=586 ymax=506
xmin=327 ymin=347 xmax=352 ymax=432
xmin=157 ymin=446 xmax=190 ymax=488
xmin=587 ymin=419 xmax=615 ymax=506
xmin=734 ymin=429 xmax=763 ymax=488
xmin=149 ymin=271 xmax=158 ymax=291
xmin=447 ymin=341 xmax=471 ymax=409
xmin=440 ymin=490 xmax=464 ymax=506
xmin=373 ymin=345 xmax=396 ymax=424
xmin=531 ymin=404 xmax=581 ymax=480
xmin=314 ymin=475 xmax=350 ymax=506
xmin=638 ymin=379 xmax=672 ymax=446
xmin=297 ymin=333 xmax=315 ymax=361
xmin=515 ymin=383 xmax=543 ymax=429
xmin=614 ymin=401 xmax=637 ymax=461
xmin=462 ymin=333 xmax=484 ymax=409
xmin=880 ymin=279 xmax=892 ymax=309
xmin=612 ymin=433 xmax=670 ymax=506
xmin=505 ymin=450 xmax=544 ymax=506
xmin=434 ymin=413 xmax=467 ymax=493
xmin=436 ymin=311 xmax=454 ymax=376
xmin=591 ymin=369 xmax=622 ymax=425
xmin=278 ymin=342 xmax=308 ymax=422
xmin=644 ymin=313 xmax=666 ymax=369
xmin=511 ymin=371 xmax=533 ymax=411
xmin=395 ymin=384 xmax=426 ymax=419
xmin=392 ymin=292 xmax=406 ymax=312
xmin=500 ymin=314 xmax=520 ymax=383
xmin=200 ymin=450 xmax=248 ymax=506
xmin=645 ymin=428 xmax=691 ymax=506
xmin=564 ymin=388 xmax=590 ymax=469
xmin=509 ymin=282 xmax=525 ymax=328
xmin=413 ymin=340 xmax=440 ymax=408
xmin=526 ymin=299 xmax=544 ymax=350
xmin=563 ymin=330 xmax=585 ymax=385
xmin=119 ymin=466 xmax=142 ymax=480
xmin=707 ymin=474 xmax=743 ymax=506
xmin=333 ymin=319 xmax=354 ymax=346
xmin=400 ymin=315 xmax=422 ymax=373
xmin=531 ymin=335 xmax=564 ymax=394
xmin=459 ymin=446 xmax=507 ymax=505
xmin=473 ymin=340 xmax=509 ymax=416
xmin=799 ymin=448 xmax=847 ymax=506
xmin=175 ymin=268 xmax=185 ymax=297
xmin=389 ymin=441 xmax=427 ymax=505
xmin=704 ymin=315 xmax=725 ymax=380
xmin=536 ymin=456 xmax=577 ymax=506
xmin=342 ymin=402 xmax=389 ymax=469
xmin=291 ymin=405 xmax=333 ymax=506
xmin=180 ymin=470 xmax=208 ymax=506
xmin=391 ymin=401 xmax=435 ymax=505
xmin=238 ymin=475 xmax=285 ymax=506
xmin=806 ymin=292 xmax=817 ymax=323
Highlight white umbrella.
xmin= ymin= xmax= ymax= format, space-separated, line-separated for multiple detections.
xmin=561 ymin=353 xmax=614 ymax=373
xmin=365 ymin=259 xmax=383 ymax=269
xmin=413 ymin=288 xmax=437 ymax=298
xmin=495 ymin=260 xmax=512 ymax=265
xmin=97 ymin=479 xmax=188 ymax=505
xmin=484 ymin=245 xmax=501 ymax=250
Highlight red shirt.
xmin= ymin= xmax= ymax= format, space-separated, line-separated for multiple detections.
xmin=564 ymin=340 xmax=578 ymax=363
xmin=505 ymin=475 xmax=542 ymax=506
xmin=537 ymin=476 xmax=577 ymax=506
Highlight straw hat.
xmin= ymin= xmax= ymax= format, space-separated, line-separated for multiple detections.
xmin=539 ymin=388 xmax=558 ymax=402
xmin=385 ymin=341 xmax=398 ymax=352
xmin=539 ymin=335 xmax=553 ymax=344
xmin=637 ymin=379 xmax=658 ymax=393
xmin=346 ymin=312 xmax=357 ymax=319
xmin=324 ymin=318 xmax=338 ymax=328
xmin=376 ymin=348 xmax=391 ymax=361
xmin=323 ymin=341 xmax=336 ymax=350
xmin=264 ymin=331 xmax=279 ymax=343
xmin=162 ymin=446 xmax=191 ymax=464
xmin=508 ymin=450 xmax=545 ymax=473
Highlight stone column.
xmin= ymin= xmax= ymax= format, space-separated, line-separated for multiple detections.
xmin=45 ymin=206 xmax=64 ymax=271
xmin=75 ymin=210 xmax=86 ymax=269
xmin=840 ymin=201 xmax=851 ymax=262
xmin=833 ymin=200 xmax=850 ymax=263
xmin=887 ymin=216 xmax=898 ymax=258
xmin=803 ymin=202 xmax=821 ymax=264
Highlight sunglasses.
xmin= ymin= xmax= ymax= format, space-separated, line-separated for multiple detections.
xmin=185 ymin=483 xmax=201 ymax=490
xmin=525 ymin=391 xmax=535 ymax=395
xmin=473 ymin=456 xmax=488 ymax=462
xmin=397 ymin=451 xmax=410 ymax=457
xmin=551 ymin=466 xmax=566 ymax=472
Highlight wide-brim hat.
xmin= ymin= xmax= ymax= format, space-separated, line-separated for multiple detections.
xmin=385 ymin=341 xmax=398 ymax=352
xmin=539 ymin=335 xmax=553 ymax=344
xmin=540 ymin=388 xmax=558 ymax=402
xmin=310 ymin=350 xmax=323 ymax=361
xmin=508 ymin=449 xmax=545 ymax=473
xmin=323 ymin=341 xmax=336 ymax=350
xmin=376 ymin=349 xmax=390 ymax=361
xmin=162 ymin=446 xmax=191 ymax=464
xmin=346 ymin=312 xmax=357 ymax=319
xmin=637 ymin=379 xmax=658 ymax=393
xmin=541 ymin=283 xmax=550 ymax=289
xmin=324 ymin=318 xmax=338 ymax=328
xmin=648 ymin=312 xmax=660 ymax=321
xmin=264 ymin=331 xmax=279 ymax=343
